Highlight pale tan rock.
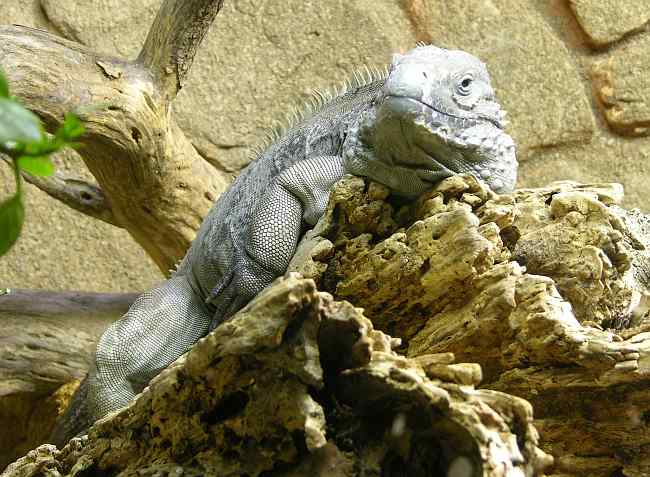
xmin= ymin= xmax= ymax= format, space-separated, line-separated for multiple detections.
xmin=568 ymin=0 xmax=650 ymax=46
xmin=40 ymin=0 xmax=159 ymax=58
xmin=417 ymin=0 xmax=595 ymax=159
xmin=592 ymin=37 xmax=650 ymax=136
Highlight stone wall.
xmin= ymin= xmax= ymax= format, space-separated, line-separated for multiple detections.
xmin=1 ymin=0 xmax=649 ymax=292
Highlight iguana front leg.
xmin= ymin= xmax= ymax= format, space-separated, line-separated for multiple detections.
xmin=208 ymin=155 xmax=346 ymax=328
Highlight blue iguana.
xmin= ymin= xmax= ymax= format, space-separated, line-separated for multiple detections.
xmin=53 ymin=44 xmax=517 ymax=443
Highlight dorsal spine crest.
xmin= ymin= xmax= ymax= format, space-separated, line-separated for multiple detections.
xmin=248 ymin=64 xmax=389 ymax=163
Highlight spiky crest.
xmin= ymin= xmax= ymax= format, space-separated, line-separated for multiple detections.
xmin=247 ymin=63 xmax=390 ymax=162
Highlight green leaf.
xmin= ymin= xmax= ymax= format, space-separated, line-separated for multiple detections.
xmin=60 ymin=113 xmax=85 ymax=141
xmin=17 ymin=155 xmax=55 ymax=177
xmin=0 ymin=70 xmax=8 ymax=98
xmin=0 ymin=98 xmax=42 ymax=145
xmin=23 ymin=138 xmax=61 ymax=156
xmin=0 ymin=194 xmax=24 ymax=257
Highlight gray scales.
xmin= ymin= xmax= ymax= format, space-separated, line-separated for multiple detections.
xmin=52 ymin=45 xmax=518 ymax=444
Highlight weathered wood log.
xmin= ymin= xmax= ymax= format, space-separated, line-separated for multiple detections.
xmin=6 ymin=177 xmax=650 ymax=476
xmin=1 ymin=275 xmax=552 ymax=477
xmin=289 ymin=175 xmax=650 ymax=477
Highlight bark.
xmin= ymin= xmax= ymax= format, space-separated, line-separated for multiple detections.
xmin=0 ymin=0 xmax=230 ymax=274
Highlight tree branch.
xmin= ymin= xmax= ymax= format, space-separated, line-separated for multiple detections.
xmin=138 ymin=0 xmax=225 ymax=100
xmin=24 ymin=171 xmax=119 ymax=226
xmin=0 ymin=21 xmax=230 ymax=274
xmin=0 ymin=288 xmax=137 ymax=320
xmin=0 ymin=288 xmax=137 ymax=395
xmin=0 ymin=287 xmax=136 ymax=393
xmin=1 ymin=156 xmax=120 ymax=227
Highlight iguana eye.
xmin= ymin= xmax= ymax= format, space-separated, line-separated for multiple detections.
xmin=457 ymin=75 xmax=473 ymax=96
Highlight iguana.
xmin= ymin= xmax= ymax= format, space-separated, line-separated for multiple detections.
xmin=52 ymin=44 xmax=517 ymax=444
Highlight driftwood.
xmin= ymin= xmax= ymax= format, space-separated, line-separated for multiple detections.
xmin=0 ymin=290 xmax=136 ymax=468
xmin=1 ymin=275 xmax=552 ymax=477
xmin=288 ymin=175 xmax=650 ymax=477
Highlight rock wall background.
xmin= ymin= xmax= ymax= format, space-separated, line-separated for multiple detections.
xmin=1 ymin=0 xmax=649 ymax=292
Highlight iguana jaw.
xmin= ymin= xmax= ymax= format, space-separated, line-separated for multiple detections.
xmin=365 ymin=94 xmax=517 ymax=194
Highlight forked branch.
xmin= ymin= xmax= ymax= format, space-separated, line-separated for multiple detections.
xmin=0 ymin=0 xmax=231 ymax=273
xmin=139 ymin=0 xmax=226 ymax=100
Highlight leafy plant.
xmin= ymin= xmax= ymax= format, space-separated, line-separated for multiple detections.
xmin=0 ymin=68 xmax=84 ymax=256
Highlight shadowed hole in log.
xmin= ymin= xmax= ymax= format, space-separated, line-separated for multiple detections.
xmin=544 ymin=194 xmax=555 ymax=206
xmin=642 ymin=409 xmax=650 ymax=425
xmin=499 ymin=225 xmax=520 ymax=252
xmin=317 ymin=308 xmax=470 ymax=477
xmin=281 ymin=310 xmax=307 ymax=344
xmin=291 ymin=429 xmax=309 ymax=455
xmin=326 ymin=399 xmax=480 ymax=477
xmin=201 ymin=390 xmax=249 ymax=425
xmin=131 ymin=127 xmax=142 ymax=144
xmin=75 ymin=464 xmax=118 ymax=477
xmin=321 ymin=360 xmax=482 ymax=477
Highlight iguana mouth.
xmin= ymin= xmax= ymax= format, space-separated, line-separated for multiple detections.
xmin=387 ymin=95 xmax=505 ymax=130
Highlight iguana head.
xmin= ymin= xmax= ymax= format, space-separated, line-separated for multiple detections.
xmin=345 ymin=45 xmax=517 ymax=196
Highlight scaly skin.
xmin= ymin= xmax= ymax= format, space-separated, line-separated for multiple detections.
xmin=52 ymin=45 xmax=517 ymax=444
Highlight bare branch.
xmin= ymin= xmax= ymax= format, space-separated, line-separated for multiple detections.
xmin=25 ymin=172 xmax=118 ymax=226
xmin=22 ymin=172 xmax=119 ymax=226
xmin=0 ymin=289 xmax=137 ymax=396
xmin=0 ymin=25 xmax=230 ymax=274
xmin=139 ymin=0 xmax=225 ymax=100
xmin=0 ymin=288 xmax=137 ymax=321
xmin=1 ymin=156 xmax=120 ymax=226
